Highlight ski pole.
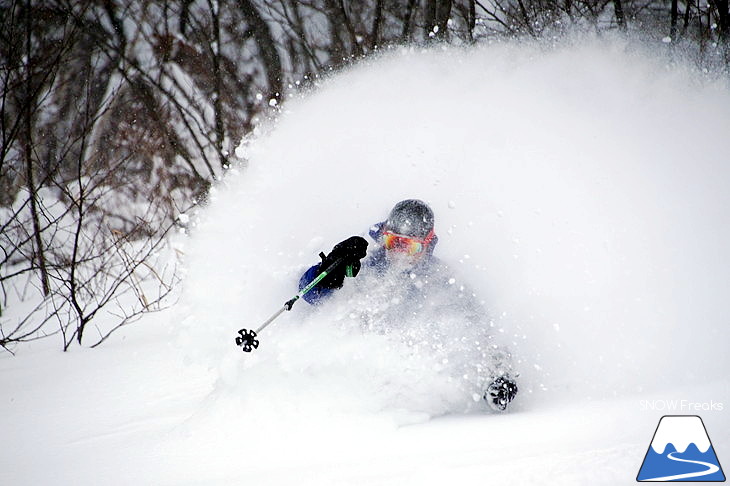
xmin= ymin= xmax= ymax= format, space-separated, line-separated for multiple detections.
xmin=235 ymin=256 xmax=345 ymax=352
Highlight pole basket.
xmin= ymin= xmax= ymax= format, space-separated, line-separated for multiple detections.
xmin=235 ymin=329 xmax=259 ymax=352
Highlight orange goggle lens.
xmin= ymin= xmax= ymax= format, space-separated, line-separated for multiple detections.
xmin=383 ymin=231 xmax=429 ymax=255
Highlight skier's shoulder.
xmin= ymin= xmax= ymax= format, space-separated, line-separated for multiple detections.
xmin=368 ymin=221 xmax=386 ymax=242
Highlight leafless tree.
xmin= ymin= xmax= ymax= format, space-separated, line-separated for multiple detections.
xmin=1 ymin=0 xmax=191 ymax=351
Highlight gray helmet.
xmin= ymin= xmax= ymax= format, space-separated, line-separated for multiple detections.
xmin=384 ymin=199 xmax=435 ymax=238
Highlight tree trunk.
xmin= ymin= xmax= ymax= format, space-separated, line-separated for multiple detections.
xmin=23 ymin=0 xmax=50 ymax=297
xmin=709 ymin=0 xmax=729 ymax=40
xmin=425 ymin=0 xmax=453 ymax=40
xmin=682 ymin=0 xmax=692 ymax=32
xmin=370 ymin=0 xmax=383 ymax=50
xmin=236 ymin=0 xmax=283 ymax=102
xmin=209 ymin=0 xmax=228 ymax=168
xmin=400 ymin=0 xmax=418 ymax=41
xmin=424 ymin=0 xmax=452 ymax=40
xmin=334 ymin=0 xmax=363 ymax=57
xmin=516 ymin=0 xmax=537 ymax=36
xmin=613 ymin=0 xmax=626 ymax=30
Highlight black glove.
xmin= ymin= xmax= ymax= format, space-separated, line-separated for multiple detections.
xmin=317 ymin=236 xmax=368 ymax=290
xmin=484 ymin=376 xmax=518 ymax=412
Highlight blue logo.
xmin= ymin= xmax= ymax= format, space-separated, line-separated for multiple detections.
xmin=637 ymin=415 xmax=725 ymax=482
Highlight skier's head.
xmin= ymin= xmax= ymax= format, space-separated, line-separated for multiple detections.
xmin=382 ymin=199 xmax=435 ymax=263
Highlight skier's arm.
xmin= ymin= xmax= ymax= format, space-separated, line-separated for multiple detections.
xmin=298 ymin=236 xmax=368 ymax=305
xmin=298 ymin=264 xmax=335 ymax=304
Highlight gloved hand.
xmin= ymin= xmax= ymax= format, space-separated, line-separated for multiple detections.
xmin=317 ymin=236 xmax=368 ymax=290
xmin=484 ymin=375 xmax=518 ymax=412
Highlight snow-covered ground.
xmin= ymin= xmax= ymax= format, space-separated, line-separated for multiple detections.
xmin=2 ymin=35 xmax=729 ymax=485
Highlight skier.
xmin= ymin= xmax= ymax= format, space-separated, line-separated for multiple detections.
xmin=298 ymin=199 xmax=519 ymax=412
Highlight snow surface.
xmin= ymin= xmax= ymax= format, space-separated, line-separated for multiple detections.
xmin=2 ymin=35 xmax=730 ymax=485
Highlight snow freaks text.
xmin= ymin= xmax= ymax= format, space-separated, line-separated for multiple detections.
xmin=640 ymin=400 xmax=724 ymax=412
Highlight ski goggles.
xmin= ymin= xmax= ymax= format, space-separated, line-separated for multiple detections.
xmin=382 ymin=230 xmax=434 ymax=256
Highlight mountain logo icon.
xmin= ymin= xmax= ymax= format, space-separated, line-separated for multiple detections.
xmin=637 ymin=415 xmax=725 ymax=482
